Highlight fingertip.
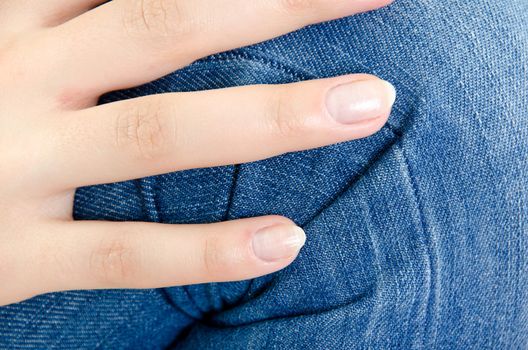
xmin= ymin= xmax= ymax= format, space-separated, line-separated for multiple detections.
xmin=324 ymin=77 xmax=395 ymax=126
xmin=252 ymin=224 xmax=306 ymax=263
xmin=381 ymin=79 xmax=397 ymax=107
xmin=198 ymin=217 xmax=306 ymax=282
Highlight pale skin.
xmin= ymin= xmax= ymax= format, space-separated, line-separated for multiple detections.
xmin=0 ymin=0 xmax=395 ymax=306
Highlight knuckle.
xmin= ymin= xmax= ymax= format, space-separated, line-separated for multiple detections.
xmin=123 ymin=0 xmax=192 ymax=43
xmin=201 ymin=233 xmax=246 ymax=279
xmin=267 ymin=91 xmax=304 ymax=138
xmin=89 ymin=237 xmax=137 ymax=285
xmin=202 ymin=235 xmax=225 ymax=277
xmin=278 ymin=0 xmax=321 ymax=15
xmin=114 ymin=101 xmax=178 ymax=161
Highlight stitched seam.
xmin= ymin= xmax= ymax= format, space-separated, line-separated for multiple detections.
xmin=199 ymin=51 xmax=315 ymax=81
xmin=399 ymin=143 xmax=439 ymax=348
xmin=300 ymin=127 xmax=400 ymax=227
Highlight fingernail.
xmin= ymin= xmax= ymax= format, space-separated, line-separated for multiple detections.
xmin=326 ymin=79 xmax=396 ymax=124
xmin=252 ymin=224 xmax=306 ymax=262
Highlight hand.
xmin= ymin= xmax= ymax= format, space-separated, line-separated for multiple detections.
xmin=0 ymin=0 xmax=395 ymax=306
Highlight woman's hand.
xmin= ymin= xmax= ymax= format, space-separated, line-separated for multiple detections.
xmin=0 ymin=0 xmax=395 ymax=306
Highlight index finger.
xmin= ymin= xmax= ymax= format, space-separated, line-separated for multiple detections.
xmin=48 ymin=0 xmax=394 ymax=99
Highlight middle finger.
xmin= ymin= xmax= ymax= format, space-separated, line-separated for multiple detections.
xmin=43 ymin=75 xmax=395 ymax=190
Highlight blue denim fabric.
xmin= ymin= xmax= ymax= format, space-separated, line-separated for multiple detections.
xmin=1 ymin=1 xmax=527 ymax=349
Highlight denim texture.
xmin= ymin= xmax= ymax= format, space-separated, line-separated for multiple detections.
xmin=1 ymin=1 xmax=527 ymax=349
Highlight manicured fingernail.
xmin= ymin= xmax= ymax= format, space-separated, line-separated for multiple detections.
xmin=326 ymin=79 xmax=396 ymax=124
xmin=252 ymin=224 xmax=306 ymax=262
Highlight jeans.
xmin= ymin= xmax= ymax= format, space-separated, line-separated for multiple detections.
xmin=1 ymin=1 xmax=527 ymax=349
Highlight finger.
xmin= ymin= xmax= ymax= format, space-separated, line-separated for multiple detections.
xmin=0 ymin=1 xmax=107 ymax=31
xmin=44 ymin=74 xmax=396 ymax=190
xmin=37 ymin=216 xmax=306 ymax=293
xmin=47 ymin=0 xmax=394 ymax=98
